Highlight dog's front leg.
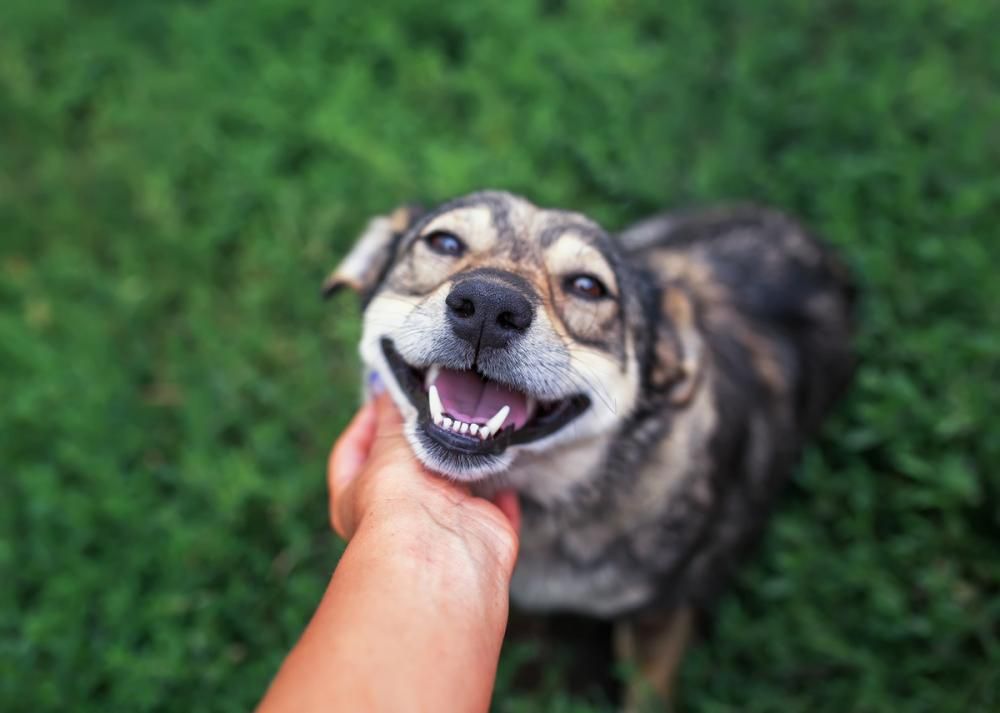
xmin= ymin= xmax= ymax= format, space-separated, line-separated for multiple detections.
xmin=614 ymin=607 xmax=694 ymax=712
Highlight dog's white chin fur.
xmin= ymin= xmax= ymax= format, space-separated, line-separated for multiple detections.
xmin=405 ymin=418 xmax=517 ymax=482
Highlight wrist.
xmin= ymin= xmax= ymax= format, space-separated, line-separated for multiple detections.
xmin=354 ymin=493 xmax=517 ymax=594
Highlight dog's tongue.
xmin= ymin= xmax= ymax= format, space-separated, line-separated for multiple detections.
xmin=433 ymin=368 xmax=530 ymax=430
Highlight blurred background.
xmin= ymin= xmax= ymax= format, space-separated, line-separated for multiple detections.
xmin=1 ymin=1 xmax=998 ymax=711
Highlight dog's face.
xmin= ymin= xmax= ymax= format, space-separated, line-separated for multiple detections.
xmin=326 ymin=191 xmax=657 ymax=482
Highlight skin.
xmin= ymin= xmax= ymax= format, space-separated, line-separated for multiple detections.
xmin=256 ymin=392 xmax=521 ymax=713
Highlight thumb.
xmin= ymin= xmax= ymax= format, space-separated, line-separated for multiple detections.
xmin=368 ymin=392 xmax=419 ymax=462
xmin=371 ymin=392 xmax=406 ymax=438
xmin=328 ymin=399 xmax=378 ymax=492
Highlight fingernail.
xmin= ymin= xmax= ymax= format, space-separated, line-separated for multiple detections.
xmin=367 ymin=371 xmax=385 ymax=396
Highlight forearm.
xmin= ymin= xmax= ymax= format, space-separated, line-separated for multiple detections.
xmin=258 ymin=506 xmax=512 ymax=713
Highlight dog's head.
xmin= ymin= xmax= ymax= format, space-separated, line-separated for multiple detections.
xmin=325 ymin=191 xmax=699 ymax=482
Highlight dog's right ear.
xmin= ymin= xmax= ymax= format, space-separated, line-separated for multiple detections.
xmin=321 ymin=204 xmax=424 ymax=300
xmin=649 ymin=286 xmax=704 ymax=406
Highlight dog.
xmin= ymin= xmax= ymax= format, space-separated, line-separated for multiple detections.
xmin=324 ymin=190 xmax=855 ymax=704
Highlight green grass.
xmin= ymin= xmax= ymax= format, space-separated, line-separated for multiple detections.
xmin=2 ymin=0 xmax=998 ymax=710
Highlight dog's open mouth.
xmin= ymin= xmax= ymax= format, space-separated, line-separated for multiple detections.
xmin=382 ymin=339 xmax=590 ymax=456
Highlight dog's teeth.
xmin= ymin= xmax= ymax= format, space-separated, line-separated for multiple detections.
xmin=424 ymin=364 xmax=442 ymax=389
xmin=469 ymin=424 xmax=479 ymax=435
xmin=441 ymin=416 xmax=453 ymax=429
xmin=460 ymin=422 xmax=469 ymax=434
xmin=478 ymin=427 xmax=490 ymax=440
xmin=428 ymin=384 xmax=443 ymax=424
xmin=452 ymin=419 xmax=463 ymax=432
xmin=484 ymin=405 xmax=510 ymax=436
xmin=526 ymin=396 xmax=537 ymax=415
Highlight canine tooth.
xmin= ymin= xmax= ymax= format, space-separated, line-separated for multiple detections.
xmin=441 ymin=417 xmax=453 ymax=429
xmin=452 ymin=419 xmax=463 ymax=432
xmin=484 ymin=405 xmax=510 ymax=436
xmin=428 ymin=384 xmax=444 ymax=423
xmin=460 ymin=422 xmax=469 ymax=434
xmin=425 ymin=364 xmax=441 ymax=389
xmin=526 ymin=396 xmax=537 ymax=415
xmin=469 ymin=424 xmax=479 ymax=435
xmin=478 ymin=427 xmax=490 ymax=440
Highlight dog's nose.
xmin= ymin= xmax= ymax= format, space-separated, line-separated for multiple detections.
xmin=446 ymin=277 xmax=534 ymax=349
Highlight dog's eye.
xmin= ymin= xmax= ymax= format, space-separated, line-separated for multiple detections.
xmin=565 ymin=274 xmax=609 ymax=300
xmin=424 ymin=231 xmax=466 ymax=257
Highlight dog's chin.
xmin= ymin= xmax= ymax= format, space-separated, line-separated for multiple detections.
xmin=377 ymin=338 xmax=591 ymax=483
xmin=406 ymin=419 xmax=516 ymax=481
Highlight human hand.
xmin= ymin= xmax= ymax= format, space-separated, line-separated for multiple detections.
xmin=258 ymin=390 xmax=521 ymax=713
xmin=328 ymin=390 xmax=521 ymax=577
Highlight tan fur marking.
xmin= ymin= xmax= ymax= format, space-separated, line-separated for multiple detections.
xmin=321 ymin=271 xmax=362 ymax=296
xmin=651 ymin=287 xmax=704 ymax=405
xmin=616 ymin=608 xmax=694 ymax=711
xmin=650 ymin=253 xmax=727 ymax=306
xmin=709 ymin=309 xmax=787 ymax=396
xmin=420 ymin=206 xmax=497 ymax=253
xmin=545 ymin=233 xmax=618 ymax=295
xmin=542 ymin=234 xmax=622 ymax=347
xmin=652 ymin=252 xmax=785 ymax=397
xmin=389 ymin=205 xmax=416 ymax=233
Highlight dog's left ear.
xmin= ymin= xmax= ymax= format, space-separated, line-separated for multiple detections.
xmin=649 ymin=286 xmax=704 ymax=405
xmin=321 ymin=204 xmax=424 ymax=299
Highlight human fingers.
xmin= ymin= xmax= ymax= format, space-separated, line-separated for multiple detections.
xmin=331 ymin=393 xmax=419 ymax=539
xmin=490 ymin=489 xmax=521 ymax=535
xmin=328 ymin=400 xmax=378 ymax=533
